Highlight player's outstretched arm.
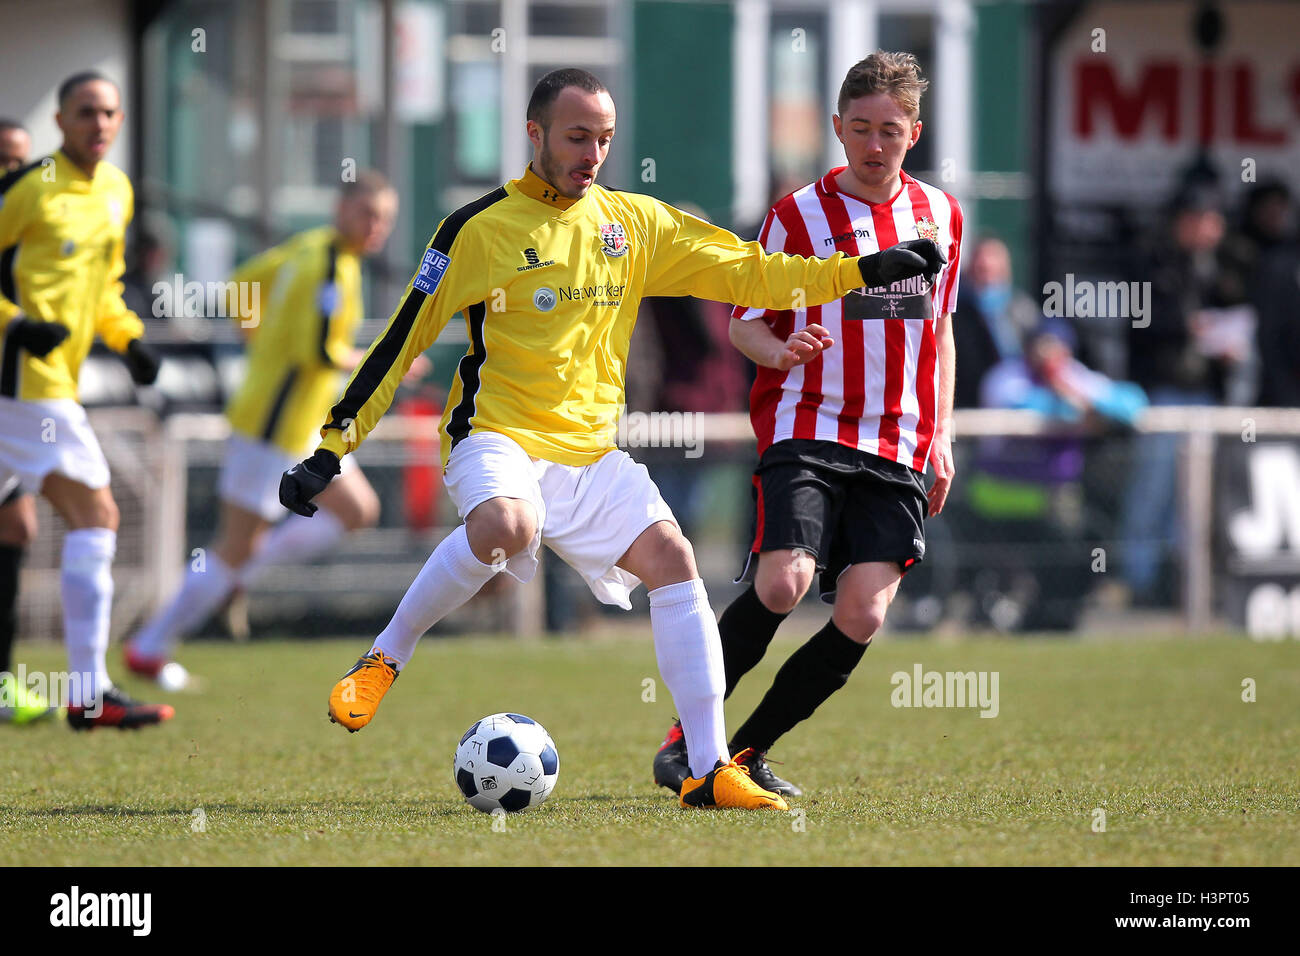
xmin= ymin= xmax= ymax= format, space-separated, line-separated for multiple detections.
xmin=729 ymin=316 xmax=835 ymax=371
xmin=641 ymin=201 xmax=944 ymax=310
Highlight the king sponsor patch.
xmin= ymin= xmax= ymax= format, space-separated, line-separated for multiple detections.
xmin=842 ymin=274 xmax=935 ymax=321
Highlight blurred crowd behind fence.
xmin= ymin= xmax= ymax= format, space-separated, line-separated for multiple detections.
xmin=17 ymin=407 xmax=1300 ymax=643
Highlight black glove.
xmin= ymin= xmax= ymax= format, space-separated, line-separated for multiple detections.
xmin=8 ymin=317 xmax=70 ymax=358
xmin=279 ymin=449 xmax=341 ymax=517
xmin=857 ymin=238 xmax=947 ymax=288
xmin=125 ymin=338 xmax=161 ymax=385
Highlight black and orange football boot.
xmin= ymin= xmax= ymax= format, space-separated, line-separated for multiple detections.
xmin=66 ymin=687 xmax=175 ymax=730
xmin=679 ymin=750 xmax=789 ymax=811
xmin=652 ymin=718 xmax=691 ymax=794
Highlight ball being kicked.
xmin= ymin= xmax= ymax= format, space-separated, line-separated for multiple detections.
xmin=453 ymin=712 xmax=559 ymax=813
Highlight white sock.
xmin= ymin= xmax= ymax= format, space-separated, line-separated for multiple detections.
xmin=371 ymin=525 xmax=500 ymax=667
xmin=648 ymin=578 xmax=728 ymax=777
xmin=61 ymin=528 xmax=115 ymax=706
xmin=237 ymin=509 xmax=347 ymax=586
xmin=132 ymin=551 xmax=236 ymax=657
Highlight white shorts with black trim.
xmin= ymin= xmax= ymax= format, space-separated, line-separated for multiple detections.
xmin=443 ymin=430 xmax=677 ymax=610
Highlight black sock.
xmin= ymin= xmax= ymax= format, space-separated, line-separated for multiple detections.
xmin=729 ymin=619 xmax=868 ymax=755
xmin=718 ymin=586 xmax=789 ymax=699
xmin=0 ymin=544 xmax=22 ymax=675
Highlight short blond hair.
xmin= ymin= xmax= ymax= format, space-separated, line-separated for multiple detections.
xmin=340 ymin=168 xmax=394 ymax=200
xmin=837 ymin=51 xmax=929 ymax=119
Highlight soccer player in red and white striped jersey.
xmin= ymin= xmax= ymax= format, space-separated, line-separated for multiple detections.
xmin=655 ymin=51 xmax=963 ymax=796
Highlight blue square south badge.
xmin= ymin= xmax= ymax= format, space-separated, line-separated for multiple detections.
xmin=413 ymin=248 xmax=451 ymax=295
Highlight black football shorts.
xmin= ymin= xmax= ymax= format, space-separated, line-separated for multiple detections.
xmin=737 ymin=438 xmax=928 ymax=601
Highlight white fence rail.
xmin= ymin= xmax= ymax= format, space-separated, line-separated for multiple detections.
xmin=16 ymin=406 xmax=1300 ymax=642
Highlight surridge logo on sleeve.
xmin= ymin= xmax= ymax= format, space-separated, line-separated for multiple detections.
xmin=599 ymin=222 xmax=628 ymax=258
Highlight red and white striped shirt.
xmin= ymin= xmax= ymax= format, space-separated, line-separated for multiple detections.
xmin=735 ymin=168 xmax=962 ymax=472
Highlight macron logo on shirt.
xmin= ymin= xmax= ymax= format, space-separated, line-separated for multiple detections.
xmin=413 ymin=248 xmax=451 ymax=295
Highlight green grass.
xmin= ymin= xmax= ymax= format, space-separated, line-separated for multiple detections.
xmin=2 ymin=634 xmax=1297 ymax=866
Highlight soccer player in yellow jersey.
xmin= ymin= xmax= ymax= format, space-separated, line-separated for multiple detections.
xmin=125 ymin=173 xmax=404 ymax=682
xmin=280 ymin=69 xmax=943 ymax=810
xmin=0 ymin=72 xmax=172 ymax=729
xmin=0 ymin=118 xmax=50 ymax=725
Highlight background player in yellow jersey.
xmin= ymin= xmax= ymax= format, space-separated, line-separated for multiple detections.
xmin=125 ymin=173 xmax=408 ymax=683
xmin=0 ymin=118 xmax=48 ymax=724
xmin=0 ymin=72 xmax=171 ymax=729
xmin=280 ymin=69 xmax=943 ymax=810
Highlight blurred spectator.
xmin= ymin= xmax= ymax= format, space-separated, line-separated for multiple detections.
xmin=961 ymin=321 xmax=1146 ymax=631
xmin=1120 ymin=181 xmax=1254 ymax=603
xmin=1128 ymin=183 xmax=1255 ymax=404
xmin=986 ymin=323 xmax=1147 ymax=426
xmin=0 ymin=119 xmax=31 ymax=171
xmin=1231 ymin=181 xmax=1300 ymax=407
xmin=1229 ymin=179 xmax=1295 ymax=260
xmin=953 ymin=235 xmax=1041 ymax=409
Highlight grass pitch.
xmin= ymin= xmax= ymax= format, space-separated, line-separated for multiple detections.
xmin=2 ymin=633 xmax=1297 ymax=866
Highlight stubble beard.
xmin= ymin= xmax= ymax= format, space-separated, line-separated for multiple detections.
xmin=538 ymin=135 xmax=590 ymax=199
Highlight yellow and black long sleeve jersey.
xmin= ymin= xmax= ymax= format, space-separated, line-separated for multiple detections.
xmin=225 ymin=227 xmax=362 ymax=457
xmin=0 ymin=150 xmax=143 ymax=401
xmin=319 ymin=164 xmax=866 ymax=467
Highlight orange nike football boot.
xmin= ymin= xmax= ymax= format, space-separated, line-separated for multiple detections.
xmin=327 ymin=648 xmax=399 ymax=732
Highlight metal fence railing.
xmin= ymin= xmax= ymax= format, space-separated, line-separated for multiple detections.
xmin=17 ymin=406 xmax=1300 ymax=643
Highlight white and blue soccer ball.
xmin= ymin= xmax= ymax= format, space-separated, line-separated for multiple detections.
xmin=453 ymin=713 xmax=559 ymax=814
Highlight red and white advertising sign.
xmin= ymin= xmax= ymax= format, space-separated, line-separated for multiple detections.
xmin=1050 ymin=1 xmax=1300 ymax=204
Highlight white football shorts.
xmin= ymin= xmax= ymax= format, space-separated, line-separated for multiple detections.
xmin=0 ymin=396 xmax=111 ymax=496
xmin=443 ymin=430 xmax=678 ymax=609
xmin=219 ymin=432 xmax=358 ymax=522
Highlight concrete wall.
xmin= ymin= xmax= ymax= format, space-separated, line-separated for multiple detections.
xmin=0 ymin=0 xmax=132 ymax=171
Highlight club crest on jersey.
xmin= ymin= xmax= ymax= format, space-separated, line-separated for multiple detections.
xmin=599 ymin=222 xmax=628 ymax=258
xmin=914 ymin=217 xmax=939 ymax=242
